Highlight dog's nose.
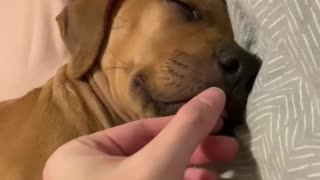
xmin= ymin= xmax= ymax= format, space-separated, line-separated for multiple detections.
xmin=217 ymin=45 xmax=262 ymax=95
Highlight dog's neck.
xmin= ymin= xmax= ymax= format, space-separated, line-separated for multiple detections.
xmin=84 ymin=67 xmax=136 ymax=127
xmin=52 ymin=65 xmax=134 ymax=129
xmin=49 ymin=65 xmax=123 ymax=130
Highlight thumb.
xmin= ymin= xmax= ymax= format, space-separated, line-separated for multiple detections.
xmin=136 ymin=87 xmax=226 ymax=174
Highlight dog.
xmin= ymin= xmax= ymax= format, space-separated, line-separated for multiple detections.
xmin=0 ymin=0 xmax=261 ymax=179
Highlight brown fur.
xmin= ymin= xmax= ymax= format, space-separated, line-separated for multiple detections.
xmin=0 ymin=0 xmax=252 ymax=179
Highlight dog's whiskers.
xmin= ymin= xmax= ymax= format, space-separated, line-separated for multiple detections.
xmin=160 ymin=65 xmax=171 ymax=70
xmin=171 ymin=49 xmax=197 ymax=59
xmin=168 ymin=58 xmax=189 ymax=69
xmin=174 ymin=49 xmax=188 ymax=55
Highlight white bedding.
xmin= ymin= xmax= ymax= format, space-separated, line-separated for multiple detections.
xmin=222 ymin=0 xmax=320 ymax=179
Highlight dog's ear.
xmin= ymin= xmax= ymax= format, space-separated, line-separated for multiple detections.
xmin=56 ymin=0 xmax=115 ymax=78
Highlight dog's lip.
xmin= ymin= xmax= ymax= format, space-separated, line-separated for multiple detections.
xmin=150 ymin=93 xmax=192 ymax=108
xmin=133 ymin=76 xmax=233 ymax=120
xmin=153 ymin=96 xmax=193 ymax=105
xmin=134 ymin=76 xmax=193 ymax=106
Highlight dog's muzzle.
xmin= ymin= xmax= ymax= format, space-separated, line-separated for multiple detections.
xmin=216 ymin=45 xmax=262 ymax=136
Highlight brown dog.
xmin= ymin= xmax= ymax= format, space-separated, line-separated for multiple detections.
xmin=0 ymin=0 xmax=261 ymax=179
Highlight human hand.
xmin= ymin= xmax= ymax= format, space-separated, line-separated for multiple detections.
xmin=43 ymin=87 xmax=239 ymax=180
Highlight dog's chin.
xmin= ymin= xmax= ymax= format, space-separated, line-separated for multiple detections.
xmin=131 ymin=76 xmax=246 ymax=137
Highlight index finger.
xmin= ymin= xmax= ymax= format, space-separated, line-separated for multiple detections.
xmin=86 ymin=116 xmax=173 ymax=156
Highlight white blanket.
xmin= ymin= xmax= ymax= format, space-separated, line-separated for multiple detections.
xmin=223 ymin=0 xmax=320 ymax=179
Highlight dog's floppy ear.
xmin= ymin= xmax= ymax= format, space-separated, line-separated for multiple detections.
xmin=56 ymin=0 xmax=115 ymax=78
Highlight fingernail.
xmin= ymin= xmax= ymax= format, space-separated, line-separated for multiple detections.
xmin=197 ymin=87 xmax=226 ymax=109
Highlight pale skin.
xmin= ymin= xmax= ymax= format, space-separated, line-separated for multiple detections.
xmin=43 ymin=88 xmax=239 ymax=180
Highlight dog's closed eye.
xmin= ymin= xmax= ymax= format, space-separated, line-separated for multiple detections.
xmin=166 ymin=0 xmax=202 ymax=21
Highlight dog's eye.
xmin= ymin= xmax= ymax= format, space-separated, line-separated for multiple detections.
xmin=167 ymin=0 xmax=202 ymax=21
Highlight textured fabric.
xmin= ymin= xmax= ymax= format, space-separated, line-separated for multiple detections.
xmin=221 ymin=0 xmax=320 ymax=179
xmin=0 ymin=0 xmax=70 ymax=101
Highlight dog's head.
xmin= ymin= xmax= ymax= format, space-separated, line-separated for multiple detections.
xmin=57 ymin=0 xmax=261 ymax=135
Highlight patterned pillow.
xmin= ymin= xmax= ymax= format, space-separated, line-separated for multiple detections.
xmin=216 ymin=0 xmax=320 ymax=179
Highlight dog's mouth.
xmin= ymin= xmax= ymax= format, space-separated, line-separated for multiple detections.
xmin=133 ymin=76 xmax=193 ymax=114
xmin=133 ymin=76 xmax=235 ymax=133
